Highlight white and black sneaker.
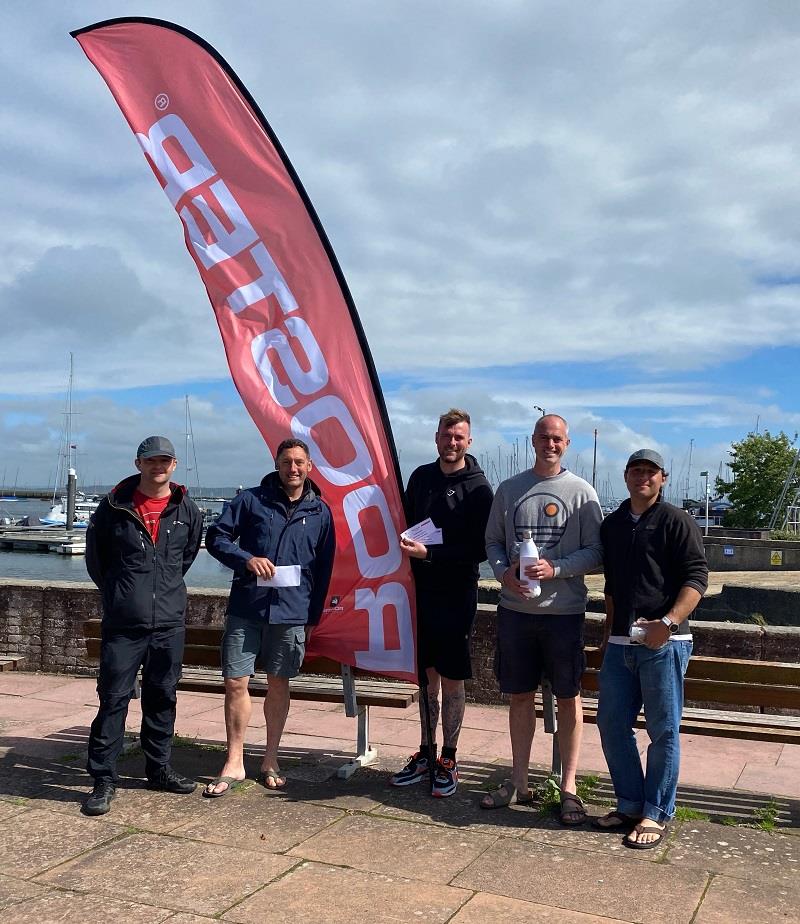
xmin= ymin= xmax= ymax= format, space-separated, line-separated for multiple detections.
xmin=389 ymin=751 xmax=431 ymax=787
xmin=431 ymin=757 xmax=458 ymax=798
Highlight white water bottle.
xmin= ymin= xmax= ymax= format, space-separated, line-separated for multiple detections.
xmin=519 ymin=531 xmax=541 ymax=599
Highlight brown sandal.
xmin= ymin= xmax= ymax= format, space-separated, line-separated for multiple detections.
xmin=559 ymin=791 xmax=588 ymax=826
xmin=480 ymin=780 xmax=535 ymax=809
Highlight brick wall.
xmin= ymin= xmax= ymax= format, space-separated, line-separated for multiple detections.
xmin=1 ymin=579 xmax=798 ymax=707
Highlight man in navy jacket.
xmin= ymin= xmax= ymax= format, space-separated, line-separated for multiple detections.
xmin=204 ymin=438 xmax=335 ymax=795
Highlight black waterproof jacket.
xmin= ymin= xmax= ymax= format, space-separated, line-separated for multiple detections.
xmin=85 ymin=475 xmax=203 ymax=630
xmin=600 ymin=497 xmax=708 ymax=635
xmin=205 ymin=472 xmax=335 ymax=626
xmin=404 ymin=454 xmax=494 ymax=608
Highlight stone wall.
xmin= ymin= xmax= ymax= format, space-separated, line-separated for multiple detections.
xmin=2 ymin=579 xmax=799 ymax=708
xmin=703 ymin=536 xmax=800 ymax=571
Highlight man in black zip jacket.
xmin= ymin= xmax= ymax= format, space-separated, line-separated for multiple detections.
xmin=83 ymin=436 xmax=203 ymax=816
xmin=203 ymin=438 xmax=335 ymax=796
xmin=595 ymin=449 xmax=707 ymax=848
xmin=389 ymin=409 xmax=493 ymax=797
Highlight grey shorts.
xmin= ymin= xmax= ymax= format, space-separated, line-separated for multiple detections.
xmin=221 ymin=613 xmax=306 ymax=679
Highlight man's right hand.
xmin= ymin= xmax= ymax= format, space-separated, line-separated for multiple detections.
xmin=501 ymin=564 xmax=528 ymax=597
xmin=245 ymin=556 xmax=276 ymax=579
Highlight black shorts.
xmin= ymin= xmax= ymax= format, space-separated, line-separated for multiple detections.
xmin=416 ymin=585 xmax=477 ymax=681
xmin=495 ymin=606 xmax=586 ymax=698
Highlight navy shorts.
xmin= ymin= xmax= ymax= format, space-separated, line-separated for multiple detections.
xmin=495 ymin=606 xmax=586 ymax=698
xmin=416 ymin=585 xmax=477 ymax=681
xmin=222 ymin=613 xmax=305 ymax=679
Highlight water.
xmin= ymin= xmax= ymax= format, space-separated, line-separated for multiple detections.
xmin=0 ymin=498 xmax=496 ymax=586
xmin=0 ymin=498 xmax=233 ymax=589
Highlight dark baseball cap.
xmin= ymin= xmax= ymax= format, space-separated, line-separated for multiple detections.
xmin=625 ymin=448 xmax=665 ymax=471
xmin=137 ymin=436 xmax=176 ymax=459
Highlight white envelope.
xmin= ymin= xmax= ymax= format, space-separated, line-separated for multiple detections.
xmin=257 ymin=565 xmax=301 ymax=587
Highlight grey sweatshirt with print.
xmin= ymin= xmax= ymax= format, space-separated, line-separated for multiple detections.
xmin=485 ymin=468 xmax=603 ymax=615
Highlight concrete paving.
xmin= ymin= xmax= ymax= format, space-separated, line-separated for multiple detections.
xmin=0 ymin=671 xmax=798 ymax=922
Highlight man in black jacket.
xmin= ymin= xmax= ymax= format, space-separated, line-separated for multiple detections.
xmin=83 ymin=436 xmax=203 ymax=816
xmin=390 ymin=409 xmax=493 ymax=797
xmin=596 ymin=449 xmax=708 ymax=848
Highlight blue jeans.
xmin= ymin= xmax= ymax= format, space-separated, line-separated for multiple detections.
xmin=597 ymin=640 xmax=692 ymax=824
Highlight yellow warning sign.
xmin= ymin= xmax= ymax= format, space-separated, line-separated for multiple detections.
xmin=770 ymin=550 xmax=783 ymax=566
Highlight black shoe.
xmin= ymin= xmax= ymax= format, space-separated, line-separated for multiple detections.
xmin=83 ymin=778 xmax=116 ymax=816
xmin=146 ymin=766 xmax=197 ymax=794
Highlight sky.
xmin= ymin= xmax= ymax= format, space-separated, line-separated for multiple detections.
xmin=2 ymin=1 xmax=800 ymax=501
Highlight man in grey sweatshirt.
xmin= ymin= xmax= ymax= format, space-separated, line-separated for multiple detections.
xmin=483 ymin=414 xmax=603 ymax=822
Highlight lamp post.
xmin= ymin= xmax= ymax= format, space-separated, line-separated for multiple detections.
xmin=700 ymin=470 xmax=709 ymax=535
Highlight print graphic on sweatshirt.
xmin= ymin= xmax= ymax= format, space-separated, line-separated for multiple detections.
xmin=512 ymin=492 xmax=569 ymax=551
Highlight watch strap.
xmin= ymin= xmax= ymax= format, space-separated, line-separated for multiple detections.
xmin=660 ymin=616 xmax=679 ymax=634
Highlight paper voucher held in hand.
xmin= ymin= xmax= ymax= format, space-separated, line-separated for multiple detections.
xmin=257 ymin=565 xmax=301 ymax=588
xmin=401 ymin=518 xmax=443 ymax=546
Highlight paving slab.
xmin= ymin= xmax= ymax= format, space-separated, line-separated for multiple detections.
xmin=0 ymin=875 xmax=50 ymax=916
xmin=0 ymin=675 xmax=61 ymax=697
xmin=0 ymin=801 xmax=27 ymax=823
xmin=172 ymin=787 xmax=343 ymax=853
xmin=450 ymin=892 xmax=623 ymax=922
xmin=0 ymin=890 xmax=174 ymax=922
xmin=452 ymin=837 xmax=709 ymax=922
xmin=222 ymin=859 xmax=471 ymax=924
xmin=373 ymin=764 xmax=538 ymax=838
xmin=736 ymin=761 xmax=800 ymax=799
xmin=694 ymin=873 xmax=800 ymax=923
xmin=522 ymin=812 xmax=670 ymax=862
xmin=0 ymin=712 xmax=96 ymax=760
xmin=0 ymin=807 xmax=129 ymax=878
xmin=36 ymin=832 xmax=298 ymax=917
xmin=165 ymin=915 xmax=218 ymax=923
xmin=0 ymin=694 xmax=83 ymax=725
xmin=164 ymin=915 xmax=218 ymax=923
xmin=288 ymin=814 xmax=497 ymax=883
xmin=26 ymin=676 xmax=98 ymax=706
xmin=667 ymin=821 xmax=800 ymax=885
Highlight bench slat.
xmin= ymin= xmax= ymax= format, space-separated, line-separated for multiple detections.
xmin=178 ymin=668 xmax=418 ymax=708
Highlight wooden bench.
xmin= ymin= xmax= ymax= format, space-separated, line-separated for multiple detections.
xmin=83 ymin=620 xmax=419 ymax=779
xmin=540 ymin=646 xmax=800 ymax=778
xmin=0 ymin=655 xmax=26 ymax=672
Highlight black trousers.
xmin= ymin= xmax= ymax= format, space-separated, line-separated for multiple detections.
xmin=87 ymin=625 xmax=185 ymax=780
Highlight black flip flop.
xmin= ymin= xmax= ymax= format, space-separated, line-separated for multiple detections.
xmin=624 ymin=822 xmax=667 ymax=849
xmin=591 ymin=810 xmax=638 ymax=832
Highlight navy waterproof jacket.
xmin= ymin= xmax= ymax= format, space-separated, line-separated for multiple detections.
xmin=85 ymin=475 xmax=203 ymax=630
xmin=205 ymin=472 xmax=335 ymax=626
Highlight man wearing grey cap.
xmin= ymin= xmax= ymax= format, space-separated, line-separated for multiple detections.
xmin=595 ymin=449 xmax=707 ymax=848
xmin=83 ymin=436 xmax=203 ymax=815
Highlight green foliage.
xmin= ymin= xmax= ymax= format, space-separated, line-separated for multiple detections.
xmin=721 ymin=816 xmax=740 ymax=826
xmin=674 ymin=806 xmax=710 ymax=822
xmin=770 ymin=528 xmax=800 ymax=541
xmin=536 ymin=774 xmax=562 ymax=814
xmin=716 ymin=430 xmax=800 ymax=528
xmin=753 ymin=799 xmax=780 ymax=832
xmin=575 ymin=773 xmax=601 ymax=803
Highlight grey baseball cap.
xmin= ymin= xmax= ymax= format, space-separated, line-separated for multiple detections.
xmin=137 ymin=436 xmax=176 ymax=459
xmin=625 ymin=448 xmax=665 ymax=471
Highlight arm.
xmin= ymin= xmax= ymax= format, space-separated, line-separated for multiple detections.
xmin=602 ymin=594 xmax=614 ymax=651
xmin=85 ymin=501 xmax=111 ymax=589
xmin=182 ymin=501 xmax=204 ymax=575
xmin=548 ymin=496 xmax=604 ymax=579
xmin=308 ymin=508 xmax=336 ymax=626
xmin=427 ymin=482 xmax=495 ymax=566
xmin=205 ymin=494 xmax=255 ymax=575
xmin=640 ymin=586 xmax=702 ymax=650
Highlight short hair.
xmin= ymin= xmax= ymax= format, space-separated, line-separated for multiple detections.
xmin=438 ymin=408 xmax=471 ymax=430
xmin=534 ymin=413 xmax=569 ymax=435
xmin=275 ymin=438 xmax=310 ymax=460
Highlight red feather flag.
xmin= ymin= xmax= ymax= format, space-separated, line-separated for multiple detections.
xmin=73 ymin=18 xmax=416 ymax=681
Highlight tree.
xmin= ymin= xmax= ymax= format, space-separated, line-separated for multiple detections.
xmin=716 ymin=430 xmax=800 ymax=528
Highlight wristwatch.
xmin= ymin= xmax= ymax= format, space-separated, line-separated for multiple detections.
xmin=660 ymin=616 xmax=679 ymax=634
